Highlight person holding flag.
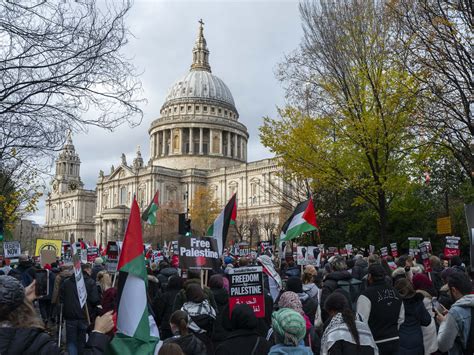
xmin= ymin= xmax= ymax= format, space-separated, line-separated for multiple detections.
xmin=106 ymin=197 xmax=160 ymax=354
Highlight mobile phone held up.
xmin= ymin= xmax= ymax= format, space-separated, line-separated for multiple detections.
xmin=35 ymin=269 xmax=49 ymax=297
xmin=432 ymin=298 xmax=447 ymax=315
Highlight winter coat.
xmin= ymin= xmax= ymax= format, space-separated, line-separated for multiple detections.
xmin=214 ymin=303 xmax=271 ymax=355
xmin=416 ymin=290 xmax=438 ymax=354
xmin=157 ymin=267 xmax=179 ymax=291
xmin=147 ymin=274 xmax=161 ymax=301
xmin=60 ymin=273 xmax=100 ymax=321
xmin=0 ymin=325 xmax=109 ymax=355
xmin=51 ymin=269 xmax=72 ymax=305
xmin=429 ymin=266 xmax=444 ymax=295
xmin=268 ymin=343 xmax=313 ymax=355
xmin=302 ymin=282 xmax=319 ymax=304
xmin=285 ymin=266 xmax=301 ymax=279
xmin=297 ymin=292 xmax=318 ymax=325
xmin=163 ymin=334 xmax=207 ymax=355
xmin=325 ymin=340 xmax=376 ymax=355
xmin=90 ymin=264 xmax=104 ymax=281
xmin=351 ymin=259 xmax=368 ymax=281
xmin=399 ymin=293 xmax=431 ymax=355
xmin=438 ymin=294 xmax=474 ymax=355
xmin=173 ymin=278 xmax=217 ymax=311
xmin=438 ymin=284 xmax=455 ymax=309
xmin=211 ymin=287 xmax=229 ymax=315
xmin=153 ymin=287 xmax=181 ymax=334
xmin=320 ymin=270 xmax=352 ymax=321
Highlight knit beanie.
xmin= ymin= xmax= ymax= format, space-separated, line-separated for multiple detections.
xmin=271 ymin=308 xmax=306 ymax=346
xmin=412 ymin=273 xmax=433 ymax=292
xmin=0 ymin=276 xmax=25 ymax=315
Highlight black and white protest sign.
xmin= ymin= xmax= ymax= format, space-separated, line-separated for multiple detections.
xmin=3 ymin=241 xmax=21 ymax=258
xmin=178 ymin=236 xmax=219 ymax=270
xmin=228 ymin=266 xmax=265 ymax=318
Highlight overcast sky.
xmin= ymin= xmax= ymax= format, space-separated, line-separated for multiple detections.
xmin=30 ymin=0 xmax=303 ymax=225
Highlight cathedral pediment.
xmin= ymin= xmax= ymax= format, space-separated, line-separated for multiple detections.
xmin=107 ymin=164 xmax=135 ymax=181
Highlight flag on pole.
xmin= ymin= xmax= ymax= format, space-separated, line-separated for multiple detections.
xmin=106 ymin=198 xmax=159 ymax=355
xmin=206 ymin=193 xmax=237 ymax=255
xmin=279 ymin=198 xmax=318 ymax=242
xmin=142 ymin=191 xmax=159 ymax=225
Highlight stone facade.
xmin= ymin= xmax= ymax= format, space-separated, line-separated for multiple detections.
xmin=11 ymin=219 xmax=43 ymax=256
xmin=43 ymin=133 xmax=96 ymax=242
xmin=44 ymin=22 xmax=290 ymax=247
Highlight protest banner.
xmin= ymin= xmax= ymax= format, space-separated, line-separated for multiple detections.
xmin=380 ymin=247 xmax=388 ymax=259
xmin=228 ymin=266 xmax=265 ymax=318
xmin=171 ymin=241 xmax=179 ymax=255
xmin=419 ymin=242 xmax=432 ymax=272
xmin=390 ymin=242 xmax=398 ymax=258
xmin=369 ymin=245 xmax=375 ymax=255
xmin=73 ymin=255 xmax=87 ymax=308
xmin=345 ymin=244 xmax=353 ymax=256
xmin=178 ymin=236 xmax=219 ymax=270
xmin=87 ymin=247 xmax=99 ymax=263
xmin=151 ymin=250 xmax=163 ymax=264
xmin=3 ymin=241 xmax=21 ymax=258
xmin=408 ymin=237 xmax=422 ymax=257
xmin=35 ymin=239 xmax=62 ymax=257
xmin=327 ymin=247 xmax=339 ymax=256
xmin=444 ymin=236 xmax=461 ymax=258
xmin=238 ymin=242 xmax=250 ymax=256
xmin=437 ymin=216 xmax=452 ymax=235
xmin=296 ymin=246 xmax=321 ymax=266
xmin=40 ymin=249 xmax=57 ymax=267
xmin=105 ymin=241 xmax=120 ymax=273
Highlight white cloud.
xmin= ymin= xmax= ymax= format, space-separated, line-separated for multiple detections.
xmin=31 ymin=0 xmax=302 ymax=225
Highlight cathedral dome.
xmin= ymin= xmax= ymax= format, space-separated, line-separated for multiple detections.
xmin=164 ymin=70 xmax=235 ymax=109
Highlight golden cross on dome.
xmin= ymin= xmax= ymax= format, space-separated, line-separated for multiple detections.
xmin=199 ymin=19 xmax=204 ymax=26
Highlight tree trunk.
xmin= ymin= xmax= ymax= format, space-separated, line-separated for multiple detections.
xmin=378 ymin=190 xmax=388 ymax=245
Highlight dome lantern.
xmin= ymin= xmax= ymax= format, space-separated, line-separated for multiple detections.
xmin=191 ymin=19 xmax=211 ymax=72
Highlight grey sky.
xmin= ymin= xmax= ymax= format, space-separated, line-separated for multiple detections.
xmin=31 ymin=0 xmax=302 ymax=225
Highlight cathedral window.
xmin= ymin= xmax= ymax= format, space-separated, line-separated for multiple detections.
xmin=211 ymin=107 xmax=215 ymax=113
xmin=195 ymin=105 xmax=200 ymax=111
xmin=174 ymin=107 xmax=177 ymax=113
xmin=180 ymin=106 xmax=184 ymax=112
xmin=188 ymin=105 xmax=191 ymax=111
xmin=218 ymin=108 xmax=222 ymax=114
xmin=224 ymin=110 xmax=228 ymax=116
xmin=203 ymin=106 xmax=207 ymax=112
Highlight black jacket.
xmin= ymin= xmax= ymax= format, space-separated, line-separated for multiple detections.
xmin=0 ymin=326 xmax=108 ymax=355
xmin=153 ymin=287 xmax=181 ymax=333
xmin=211 ymin=287 xmax=229 ymax=315
xmin=320 ymin=271 xmax=352 ymax=321
xmin=328 ymin=340 xmax=375 ymax=355
xmin=157 ymin=267 xmax=179 ymax=292
xmin=399 ymin=293 xmax=431 ymax=354
xmin=91 ymin=264 xmax=104 ymax=281
xmin=60 ymin=273 xmax=100 ymax=320
xmin=164 ymin=334 xmax=207 ymax=355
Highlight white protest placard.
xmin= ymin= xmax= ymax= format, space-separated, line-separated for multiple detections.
xmin=73 ymin=255 xmax=87 ymax=308
xmin=296 ymin=246 xmax=322 ymax=267
xmin=3 ymin=241 xmax=21 ymax=258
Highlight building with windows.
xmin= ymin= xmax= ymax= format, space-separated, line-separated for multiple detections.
xmin=45 ymin=22 xmax=290 ymax=246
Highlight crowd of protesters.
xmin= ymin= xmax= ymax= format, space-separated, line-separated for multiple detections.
xmin=0 ymin=249 xmax=473 ymax=355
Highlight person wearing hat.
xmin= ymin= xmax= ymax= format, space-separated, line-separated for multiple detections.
xmin=268 ymin=308 xmax=312 ymax=354
xmin=0 ymin=275 xmax=114 ymax=354
xmin=357 ymin=263 xmax=404 ymax=355
xmin=394 ymin=278 xmax=431 ymax=355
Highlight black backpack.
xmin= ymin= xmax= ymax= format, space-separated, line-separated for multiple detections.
xmin=462 ymin=307 xmax=474 ymax=355
xmin=336 ymin=278 xmax=363 ymax=311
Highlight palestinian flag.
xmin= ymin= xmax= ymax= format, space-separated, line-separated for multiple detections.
xmin=141 ymin=191 xmax=159 ymax=225
xmin=279 ymin=198 xmax=318 ymax=242
xmin=106 ymin=198 xmax=159 ymax=355
xmin=206 ymin=193 xmax=237 ymax=255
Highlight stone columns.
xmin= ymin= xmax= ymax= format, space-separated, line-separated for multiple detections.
xmin=199 ymin=128 xmax=203 ymax=154
xmin=234 ymin=133 xmax=238 ymax=158
xmin=189 ymin=128 xmax=194 ymax=154
xmin=227 ymin=132 xmax=231 ymax=156
xmin=170 ymin=129 xmax=174 ymax=155
xmin=179 ymin=128 xmax=183 ymax=154
xmin=220 ymin=130 xmax=223 ymax=155
xmin=161 ymin=130 xmax=166 ymax=156
xmin=150 ymin=133 xmax=155 ymax=157
xmin=155 ymin=133 xmax=159 ymax=157
xmin=210 ymin=129 xmax=214 ymax=154
xmin=240 ymin=136 xmax=244 ymax=160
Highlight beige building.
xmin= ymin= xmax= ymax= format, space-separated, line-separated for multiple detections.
xmin=44 ymin=23 xmax=290 ymax=246
xmin=11 ymin=219 xmax=43 ymax=255
xmin=95 ymin=23 xmax=287 ymax=246
xmin=43 ymin=134 xmax=96 ymax=242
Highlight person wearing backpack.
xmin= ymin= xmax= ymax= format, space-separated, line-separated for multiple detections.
xmin=357 ymin=263 xmax=404 ymax=355
xmin=437 ymin=272 xmax=474 ymax=355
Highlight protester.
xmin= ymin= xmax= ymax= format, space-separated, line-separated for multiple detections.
xmin=158 ymin=342 xmax=185 ymax=355
xmin=394 ymin=278 xmax=431 ymax=355
xmin=180 ymin=283 xmax=216 ymax=353
xmin=429 ymin=256 xmax=444 ymax=294
xmin=321 ymin=292 xmax=378 ymax=355
xmin=302 ymin=266 xmax=319 ymax=303
xmin=208 ymin=274 xmax=228 ymax=315
xmin=91 ymin=257 xmax=105 ymax=281
xmin=268 ymin=308 xmax=312 ymax=354
xmin=96 ymin=270 xmax=112 ymax=296
xmin=0 ymin=275 xmax=113 ymax=354
xmin=257 ymin=254 xmax=282 ymax=302
xmin=215 ymin=304 xmax=271 ymax=355
xmin=173 ymin=270 xmax=217 ymax=311
xmin=37 ymin=263 xmax=56 ymax=328
xmin=437 ymin=272 xmax=474 ymax=354
xmin=14 ymin=255 xmax=34 ymax=286
xmin=164 ymin=310 xmax=207 ymax=355
xmin=285 ymin=259 xmax=301 ymax=278
xmin=154 ymin=275 xmax=183 ymax=340
xmin=286 ymin=277 xmax=318 ymax=324
xmin=357 ymin=263 xmax=404 ymax=355
xmin=60 ymin=263 xmax=101 ymax=355
xmin=157 ymin=261 xmax=179 ymax=292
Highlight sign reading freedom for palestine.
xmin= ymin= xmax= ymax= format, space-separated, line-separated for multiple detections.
xmin=228 ymin=266 xmax=265 ymax=318
xmin=178 ymin=236 xmax=219 ymax=270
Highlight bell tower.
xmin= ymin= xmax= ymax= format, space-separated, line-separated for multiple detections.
xmin=51 ymin=131 xmax=84 ymax=194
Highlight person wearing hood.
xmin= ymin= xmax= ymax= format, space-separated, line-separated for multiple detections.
xmin=268 ymin=308 xmax=312 ymax=355
xmin=173 ymin=269 xmax=217 ymax=311
xmin=208 ymin=274 xmax=228 ymax=315
xmin=215 ymin=304 xmax=271 ymax=355
xmin=0 ymin=276 xmax=114 ymax=355
xmin=437 ymin=272 xmax=474 ymax=354
xmin=352 ymin=256 xmax=369 ymax=281
xmin=154 ymin=275 xmax=183 ymax=340
xmin=164 ymin=310 xmax=207 ymax=355
xmin=394 ymin=278 xmax=431 ymax=355
xmin=158 ymin=261 xmax=179 ymax=292
xmin=285 ymin=277 xmax=318 ymax=325
xmin=411 ymin=273 xmax=438 ymax=354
